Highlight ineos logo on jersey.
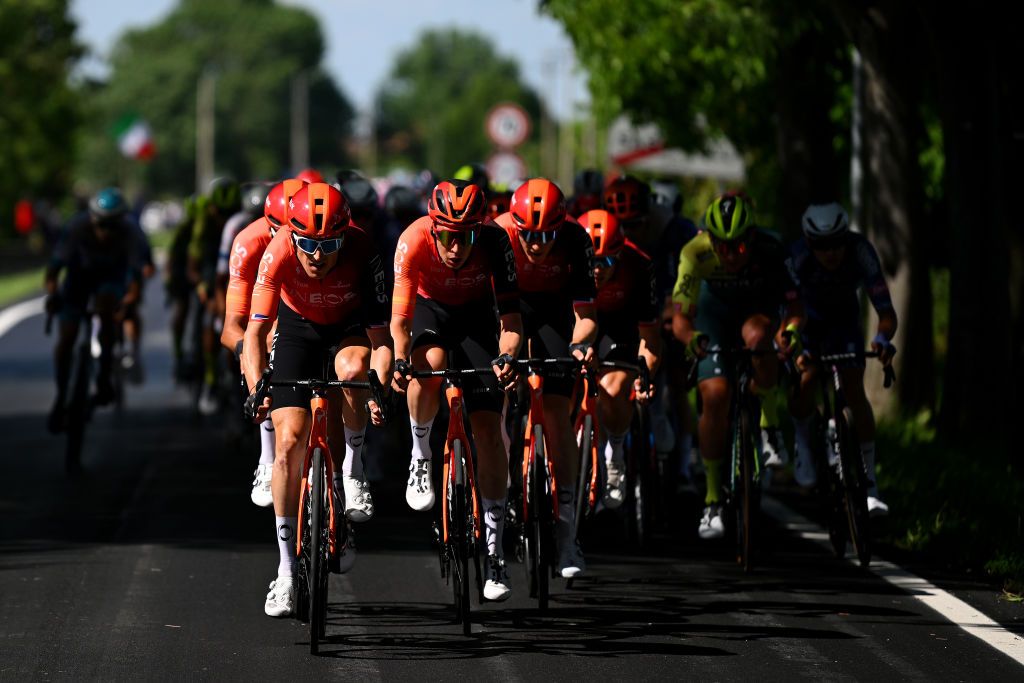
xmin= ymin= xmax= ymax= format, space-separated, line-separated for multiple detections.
xmin=394 ymin=241 xmax=408 ymax=274
xmin=371 ymin=255 xmax=388 ymax=304
xmin=256 ymin=251 xmax=274 ymax=284
xmin=230 ymin=243 xmax=248 ymax=273
xmin=443 ymin=273 xmax=488 ymax=288
xmin=292 ymin=291 xmax=357 ymax=306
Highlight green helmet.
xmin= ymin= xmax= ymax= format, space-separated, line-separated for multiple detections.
xmin=704 ymin=192 xmax=754 ymax=241
xmin=208 ymin=176 xmax=240 ymax=213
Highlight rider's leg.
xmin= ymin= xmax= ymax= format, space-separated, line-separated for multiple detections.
xmin=840 ymin=365 xmax=885 ymax=498
xmin=335 ymin=341 xmax=374 ymax=520
xmin=471 ymin=409 xmax=509 ymax=555
xmin=698 ymin=377 xmax=730 ymax=504
xmin=789 ymin=362 xmax=820 ymax=485
xmin=270 ymin=406 xmax=311 ymax=578
xmin=598 ymin=369 xmax=633 ymax=507
xmin=94 ymin=291 xmax=121 ymax=400
xmin=404 ymin=344 xmax=445 ymax=511
xmin=744 ymin=314 xmax=788 ymax=465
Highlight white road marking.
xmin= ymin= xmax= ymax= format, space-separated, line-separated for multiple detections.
xmin=0 ymin=296 xmax=45 ymax=339
xmin=763 ymin=497 xmax=1024 ymax=667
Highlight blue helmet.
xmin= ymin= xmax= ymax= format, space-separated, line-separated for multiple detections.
xmin=89 ymin=187 xmax=128 ymax=221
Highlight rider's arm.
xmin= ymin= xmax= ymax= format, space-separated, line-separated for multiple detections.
xmin=390 ymin=229 xmax=420 ymax=386
xmin=855 ymin=237 xmax=899 ymax=342
xmin=637 ymin=251 xmax=662 ymax=374
xmin=359 ymin=245 xmax=394 ymax=382
xmin=568 ymin=224 xmax=599 ymax=353
xmin=498 ymin=312 xmax=523 ymax=359
xmin=242 ymin=236 xmax=285 ymax=389
xmin=669 ymin=236 xmax=703 ymax=346
xmin=774 ymin=245 xmax=805 ymax=349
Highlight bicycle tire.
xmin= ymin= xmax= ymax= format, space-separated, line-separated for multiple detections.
xmin=837 ymin=407 xmax=872 ymax=567
xmin=65 ymin=344 xmax=92 ymax=476
xmin=573 ymin=415 xmax=594 ymax=539
xmin=309 ymin=447 xmax=329 ymax=654
xmin=450 ymin=439 xmax=471 ymax=635
xmin=817 ymin=414 xmax=848 ymax=559
xmin=297 ymin=491 xmax=311 ymax=623
xmin=532 ymin=424 xmax=550 ymax=611
xmin=737 ymin=406 xmax=758 ymax=572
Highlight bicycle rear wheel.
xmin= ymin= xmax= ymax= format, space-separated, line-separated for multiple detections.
xmin=837 ymin=407 xmax=872 ymax=567
xmin=624 ymin=405 xmax=655 ymax=549
xmin=450 ymin=440 xmax=471 ymax=635
xmin=65 ymin=344 xmax=92 ymax=476
xmin=532 ymin=424 xmax=551 ymax=611
xmin=308 ymin=447 xmax=329 ymax=654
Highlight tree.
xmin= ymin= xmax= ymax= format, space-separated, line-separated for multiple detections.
xmin=543 ymin=0 xmax=850 ymax=232
xmin=374 ymin=29 xmax=542 ymax=177
xmin=75 ymin=0 xmax=353 ymax=195
xmin=0 ymin=0 xmax=82 ymax=235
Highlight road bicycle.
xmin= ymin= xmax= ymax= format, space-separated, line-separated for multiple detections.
xmin=407 ymin=363 xmax=497 ymax=635
xmin=247 ymin=367 xmax=386 ymax=654
xmin=813 ymin=350 xmax=895 ymax=568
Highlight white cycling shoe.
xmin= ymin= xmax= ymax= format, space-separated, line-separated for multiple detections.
xmin=698 ymin=504 xmax=726 ymax=540
xmin=558 ymin=541 xmax=586 ymax=579
xmin=406 ymin=459 xmax=435 ymax=511
xmin=761 ymin=427 xmax=790 ymax=468
xmin=603 ymin=459 xmax=626 ymax=509
xmin=264 ymin=576 xmax=295 ymax=617
xmin=867 ymin=492 xmax=889 ymax=517
xmin=483 ymin=554 xmax=511 ymax=601
xmin=250 ymin=464 xmax=273 ymax=507
xmin=344 ymin=476 xmax=374 ymax=522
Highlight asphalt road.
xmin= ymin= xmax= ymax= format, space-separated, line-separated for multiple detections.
xmin=0 ymin=279 xmax=1021 ymax=680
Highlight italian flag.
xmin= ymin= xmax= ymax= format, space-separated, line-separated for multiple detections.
xmin=113 ymin=114 xmax=156 ymax=161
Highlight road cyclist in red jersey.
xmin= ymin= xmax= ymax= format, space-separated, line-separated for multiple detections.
xmin=390 ymin=179 xmax=523 ymax=602
xmin=242 ymin=182 xmax=392 ymax=617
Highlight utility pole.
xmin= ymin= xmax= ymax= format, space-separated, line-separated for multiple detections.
xmin=291 ymin=71 xmax=310 ymax=172
xmin=196 ymin=67 xmax=216 ymax=194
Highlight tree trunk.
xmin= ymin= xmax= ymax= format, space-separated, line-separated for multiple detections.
xmin=853 ymin=3 xmax=935 ymax=416
xmin=928 ymin=7 xmax=1015 ymax=448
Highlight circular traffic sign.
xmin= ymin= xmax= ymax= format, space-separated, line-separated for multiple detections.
xmin=486 ymin=151 xmax=528 ymax=189
xmin=486 ymin=103 xmax=531 ymax=149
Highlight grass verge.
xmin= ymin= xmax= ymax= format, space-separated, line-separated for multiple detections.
xmin=0 ymin=267 xmax=44 ymax=309
xmin=876 ymin=414 xmax=1024 ymax=594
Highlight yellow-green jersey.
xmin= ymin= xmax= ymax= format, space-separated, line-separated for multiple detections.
xmin=671 ymin=230 xmax=799 ymax=315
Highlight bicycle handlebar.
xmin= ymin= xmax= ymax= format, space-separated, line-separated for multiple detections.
xmin=244 ymin=366 xmax=390 ymax=422
xmin=818 ymin=350 xmax=897 ymax=389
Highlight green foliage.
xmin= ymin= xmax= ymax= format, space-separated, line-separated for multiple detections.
xmin=0 ymin=0 xmax=83 ymax=234
xmin=374 ymin=29 xmax=542 ymax=175
xmin=75 ymin=0 xmax=353 ymax=195
xmin=875 ymin=418 xmax=1024 ymax=587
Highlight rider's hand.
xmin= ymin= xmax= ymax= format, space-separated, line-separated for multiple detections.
xmin=871 ymin=333 xmax=897 ymax=366
xmin=244 ymin=392 xmax=272 ymax=423
xmin=569 ymin=342 xmax=595 ymax=370
xmin=633 ymin=376 xmax=656 ymax=404
xmin=686 ymin=331 xmax=710 ymax=360
xmin=392 ymin=358 xmax=413 ymax=393
xmin=778 ymin=323 xmax=802 ymax=358
xmin=492 ymin=352 xmax=518 ymax=391
xmin=366 ymin=398 xmax=385 ymax=427
xmin=44 ymin=292 xmax=62 ymax=316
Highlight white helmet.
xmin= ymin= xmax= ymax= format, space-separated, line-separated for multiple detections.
xmin=801 ymin=202 xmax=849 ymax=240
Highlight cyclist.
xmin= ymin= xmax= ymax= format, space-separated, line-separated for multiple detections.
xmin=604 ymin=176 xmax=698 ymax=489
xmin=486 ymin=189 xmax=512 ymax=221
xmin=453 ymin=163 xmax=491 ymax=193
xmin=189 ymin=177 xmax=241 ymax=415
xmin=787 ymin=203 xmax=897 ymax=515
xmin=295 ymin=168 xmax=324 ymax=184
xmin=577 ymin=209 xmax=661 ymax=509
xmin=166 ymin=194 xmax=198 ymax=382
xmin=670 ymin=192 xmax=803 ymax=539
xmin=494 ymin=178 xmax=597 ymax=578
xmin=44 ymin=188 xmax=142 ymax=432
xmin=567 ymin=168 xmax=604 ymax=218
xmin=390 ymin=179 xmax=522 ymax=601
xmin=243 ymin=182 xmax=392 ymax=617
xmin=221 ymin=179 xmax=304 ymax=508
xmin=120 ymin=210 xmax=155 ymax=384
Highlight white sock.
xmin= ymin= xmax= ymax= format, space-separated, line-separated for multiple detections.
xmin=482 ymin=497 xmax=506 ymax=557
xmin=343 ymin=425 xmax=366 ymax=479
xmin=410 ymin=417 xmax=433 ymax=463
xmin=275 ymin=516 xmax=297 ymax=577
xmin=604 ymin=430 xmax=627 ymax=466
xmin=259 ymin=419 xmax=275 ymax=466
xmin=793 ymin=415 xmax=814 ymax=462
xmin=860 ymin=441 xmax=878 ymax=492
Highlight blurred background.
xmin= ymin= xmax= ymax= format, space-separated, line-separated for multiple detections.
xmin=0 ymin=0 xmax=1022 ymax=591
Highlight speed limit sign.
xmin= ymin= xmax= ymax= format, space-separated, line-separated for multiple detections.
xmin=486 ymin=103 xmax=531 ymax=149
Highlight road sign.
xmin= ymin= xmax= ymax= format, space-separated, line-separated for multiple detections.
xmin=486 ymin=103 xmax=531 ymax=149
xmin=486 ymin=151 xmax=527 ymax=189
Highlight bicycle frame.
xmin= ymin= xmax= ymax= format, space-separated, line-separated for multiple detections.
xmin=520 ymin=369 xmax=559 ymax=525
xmin=440 ymin=379 xmax=481 ymax=546
xmin=295 ymin=387 xmax=339 ymax=559
xmin=573 ymin=368 xmax=601 ymax=513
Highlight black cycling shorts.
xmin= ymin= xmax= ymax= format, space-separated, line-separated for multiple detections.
xmin=520 ymin=294 xmax=575 ymax=398
xmin=411 ymin=296 xmax=503 ymax=414
xmin=596 ymin=311 xmax=641 ymax=366
xmin=268 ymin=303 xmax=368 ymax=411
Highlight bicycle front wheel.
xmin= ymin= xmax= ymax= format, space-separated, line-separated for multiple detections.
xmin=308 ymin=447 xmax=329 ymax=654
xmin=450 ymin=439 xmax=471 ymax=635
xmin=531 ymin=424 xmax=551 ymax=611
xmin=838 ymin=407 xmax=871 ymax=567
xmin=573 ymin=415 xmax=594 ymax=540
xmin=736 ymin=406 xmax=758 ymax=572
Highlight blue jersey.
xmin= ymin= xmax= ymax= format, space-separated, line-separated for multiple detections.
xmin=787 ymin=232 xmax=893 ymax=323
xmin=51 ymin=212 xmax=142 ymax=284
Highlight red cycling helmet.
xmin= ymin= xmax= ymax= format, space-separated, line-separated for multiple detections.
xmin=295 ymin=168 xmax=324 ymax=184
xmin=288 ymin=182 xmax=351 ymax=237
xmin=578 ymin=209 xmax=625 ymax=257
xmin=427 ymin=180 xmax=486 ymax=229
xmin=602 ymin=175 xmax=650 ymax=221
xmin=264 ymin=178 xmax=307 ymax=230
xmin=510 ymin=178 xmax=567 ymax=234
